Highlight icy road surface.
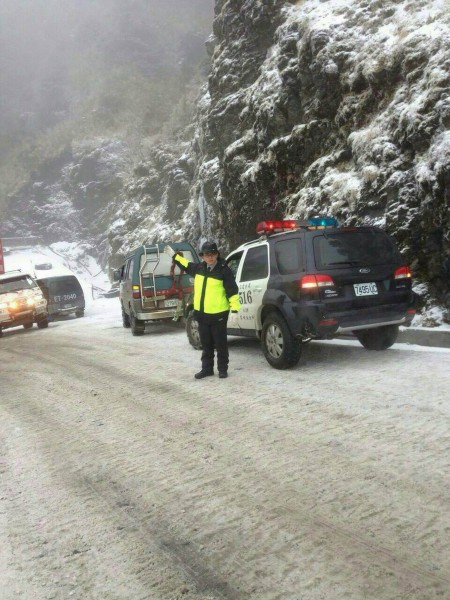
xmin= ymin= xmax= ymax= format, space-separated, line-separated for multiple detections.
xmin=1 ymin=301 xmax=449 ymax=600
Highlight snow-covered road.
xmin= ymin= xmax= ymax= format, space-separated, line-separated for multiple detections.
xmin=1 ymin=302 xmax=449 ymax=599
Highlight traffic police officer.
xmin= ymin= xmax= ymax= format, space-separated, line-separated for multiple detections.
xmin=164 ymin=241 xmax=240 ymax=379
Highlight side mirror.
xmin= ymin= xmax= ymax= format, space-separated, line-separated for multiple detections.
xmin=113 ymin=269 xmax=121 ymax=282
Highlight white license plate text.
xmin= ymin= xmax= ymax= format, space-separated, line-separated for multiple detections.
xmin=354 ymin=282 xmax=378 ymax=296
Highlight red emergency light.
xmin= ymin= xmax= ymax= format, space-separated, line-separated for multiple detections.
xmin=256 ymin=220 xmax=298 ymax=235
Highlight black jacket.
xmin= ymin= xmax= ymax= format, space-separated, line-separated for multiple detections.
xmin=173 ymin=254 xmax=240 ymax=318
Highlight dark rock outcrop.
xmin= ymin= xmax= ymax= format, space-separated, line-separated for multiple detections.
xmin=180 ymin=0 xmax=449 ymax=316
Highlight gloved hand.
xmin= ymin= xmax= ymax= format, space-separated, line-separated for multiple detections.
xmin=164 ymin=245 xmax=175 ymax=258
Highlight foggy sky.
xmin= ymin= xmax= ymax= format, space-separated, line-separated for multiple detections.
xmin=0 ymin=0 xmax=214 ymax=135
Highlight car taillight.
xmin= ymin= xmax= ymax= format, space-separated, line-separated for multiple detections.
xmin=132 ymin=285 xmax=141 ymax=299
xmin=300 ymin=274 xmax=335 ymax=289
xmin=394 ymin=266 xmax=411 ymax=279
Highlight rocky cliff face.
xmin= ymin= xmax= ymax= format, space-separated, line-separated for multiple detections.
xmin=185 ymin=0 xmax=449 ymax=313
xmin=168 ymin=0 xmax=448 ymax=318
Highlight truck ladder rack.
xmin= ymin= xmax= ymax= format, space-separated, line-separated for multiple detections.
xmin=139 ymin=245 xmax=161 ymax=309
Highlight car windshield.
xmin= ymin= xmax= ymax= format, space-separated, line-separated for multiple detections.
xmin=0 ymin=276 xmax=36 ymax=294
xmin=313 ymin=231 xmax=400 ymax=268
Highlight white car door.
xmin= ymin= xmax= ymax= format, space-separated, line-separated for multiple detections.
xmin=235 ymin=243 xmax=270 ymax=332
xmin=225 ymin=252 xmax=244 ymax=331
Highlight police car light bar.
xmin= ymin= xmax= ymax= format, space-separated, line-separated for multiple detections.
xmin=256 ymin=217 xmax=339 ymax=235
xmin=256 ymin=220 xmax=298 ymax=235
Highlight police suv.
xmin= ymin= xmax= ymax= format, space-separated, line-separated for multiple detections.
xmin=186 ymin=218 xmax=417 ymax=369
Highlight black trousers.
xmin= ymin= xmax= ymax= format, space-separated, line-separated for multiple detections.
xmin=197 ymin=313 xmax=229 ymax=373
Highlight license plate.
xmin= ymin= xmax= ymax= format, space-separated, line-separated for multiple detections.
xmin=165 ymin=299 xmax=178 ymax=307
xmin=354 ymin=282 xmax=378 ymax=296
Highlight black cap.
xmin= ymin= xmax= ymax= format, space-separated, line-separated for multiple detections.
xmin=200 ymin=241 xmax=219 ymax=254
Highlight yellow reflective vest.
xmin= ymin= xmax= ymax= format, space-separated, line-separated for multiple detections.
xmin=174 ymin=254 xmax=240 ymax=315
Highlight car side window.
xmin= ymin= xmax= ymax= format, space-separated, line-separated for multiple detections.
xmin=125 ymin=258 xmax=133 ymax=281
xmin=226 ymin=252 xmax=243 ymax=278
xmin=240 ymin=245 xmax=268 ymax=282
xmin=275 ymin=239 xmax=303 ymax=274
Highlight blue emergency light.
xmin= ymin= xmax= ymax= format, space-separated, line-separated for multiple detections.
xmin=308 ymin=216 xmax=339 ymax=228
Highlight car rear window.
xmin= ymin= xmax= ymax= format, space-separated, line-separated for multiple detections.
xmin=140 ymin=251 xmax=196 ymax=276
xmin=313 ymin=230 xmax=401 ymax=268
xmin=42 ymin=276 xmax=83 ymax=296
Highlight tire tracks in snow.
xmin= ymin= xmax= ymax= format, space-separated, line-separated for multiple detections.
xmin=1 ymin=325 xmax=450 ymax=598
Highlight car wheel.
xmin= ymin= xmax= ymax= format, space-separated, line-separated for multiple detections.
xmin=186 ymin=311 xmax=202 ymax=349
xmin=122 ymin=306 xmax=131 ymax=328
xmin=23 ymin=323 xmax=33 ymax=329
xmin=354 ymin=324 xmax=399 ymax=351
xmin=130 ymin=310 xmax=145 ymax=336
xmin=75 ymin=309 xmax=84 ymax=318
xmin=261 ymin=312 xmax=302 ymax=369
xmin=37 ymin=317 xmax=49 ymax=329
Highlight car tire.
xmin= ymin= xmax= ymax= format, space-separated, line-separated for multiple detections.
xmin=354 ymin=324 xmax=399 ymax=351
xmin=130 ymin=310 xmax=145 ymax=336
xmin=261 ymin=312 xmax=302 ymax=369
xmin=37 ymin=317 xmax=49 ymax=329
xmin=23 ymin=323 xmax=33 ymax=329
xmin=122 ymin=306 xmax=131 ymax=328
xmin=75 ymin=309 xmax=84 ymax=318
xmin=186 ymin=311 xmax=202 ymax=350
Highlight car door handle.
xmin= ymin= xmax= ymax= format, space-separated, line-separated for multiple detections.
xmin=253 ymin=287 xmax=262 ymax=292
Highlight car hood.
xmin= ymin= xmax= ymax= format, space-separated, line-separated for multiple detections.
xmin=0 ymin=289 xmax=43 ymax=303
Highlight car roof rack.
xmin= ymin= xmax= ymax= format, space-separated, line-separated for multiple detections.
xmin=0 ymin=269 xmax=23 ymax=275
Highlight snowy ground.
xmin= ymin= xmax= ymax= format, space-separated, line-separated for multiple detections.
xmin=1 ymin=294 xmax=449 ymax=599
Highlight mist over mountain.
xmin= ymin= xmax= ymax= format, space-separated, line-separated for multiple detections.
xmin=0 ymin=0 xmax=213 ymax=135
xmin=0 ymin=0 xmax=449 ymax=323
xmin=0 ymin=0 xmax=213 ymax=205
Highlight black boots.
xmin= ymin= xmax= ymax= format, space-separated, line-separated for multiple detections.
xmin=194 ymin=370 xmax=214 ymax=379
xmin=194 ymin=370 xmax=228 ymax=379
